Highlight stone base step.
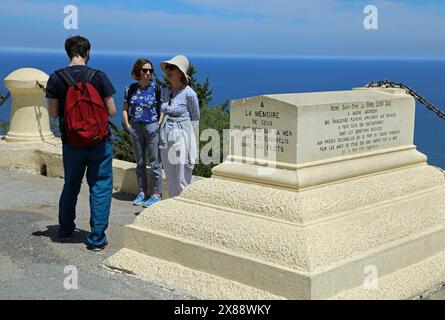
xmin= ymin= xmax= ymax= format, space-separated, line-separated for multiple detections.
xmin=332 ymin=250 xmax=445 ymax=300
xmin=106 ymin=248 xmax=445 ymax=300
xmin=105 ymin=248 xmax=284 ymax=300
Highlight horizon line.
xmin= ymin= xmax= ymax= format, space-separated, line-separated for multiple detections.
xmin=1 ymin=46 xmax=445 ymax=61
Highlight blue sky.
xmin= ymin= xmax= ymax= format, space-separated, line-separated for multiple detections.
xmin=0 ymin=0 xmax=444 ymax=58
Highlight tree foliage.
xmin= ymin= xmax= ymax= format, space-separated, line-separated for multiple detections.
xmin=110 ymin=122 xmax=135 ymax=163
xmin=193 ymin=102 xmax=230 ymax=177
xmin=0 ymin=121 xmax=9 ymax=135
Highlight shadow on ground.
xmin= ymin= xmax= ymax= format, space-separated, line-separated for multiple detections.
xmin=32 ymin=225 xmax=89 ymax=244
xmin=112 ymin=191 xmax=145 ymax=216
xmin=112 ymin=191 xmax=134 ymax=202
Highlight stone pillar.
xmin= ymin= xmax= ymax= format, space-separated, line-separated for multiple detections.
xmin=3 ymin=68 xmax=54 ymax=143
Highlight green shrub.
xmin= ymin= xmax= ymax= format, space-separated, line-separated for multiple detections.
xmin=193 ymin=102 xmax=230 ymax=177
xmin=110 ymin=122 xmax=135 ymax=163
xmin=0 ymin=121 xmax=9 ymax=135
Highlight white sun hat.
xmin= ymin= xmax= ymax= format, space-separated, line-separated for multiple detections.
xmin=160 ymin=55 xmax=191 ymax=83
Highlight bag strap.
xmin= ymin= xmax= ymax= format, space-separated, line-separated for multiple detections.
xmin=126 ymin=82 xmax=139 ymax=105
xmin=85 ymin=69 xmax=97 ymax=84
xmin=81 ymin=69 xmax=97 ymax=100
xmin=56 ymin=69 xmax=79 ymax=89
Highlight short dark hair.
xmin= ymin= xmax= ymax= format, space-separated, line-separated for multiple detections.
xmin=65 ymin=36 xmax=91 ymax=60
xmin=131 ymin=58 xmax=153 ymax=80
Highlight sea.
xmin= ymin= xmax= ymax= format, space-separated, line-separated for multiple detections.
xmin=1 ymin=50 xmax=444 ymax=168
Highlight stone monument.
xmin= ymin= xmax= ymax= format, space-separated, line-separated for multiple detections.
xmin=107 ymin=87 xmax=445 ymax=299
xmin=3 ymin=68 xmax=54 ymax=142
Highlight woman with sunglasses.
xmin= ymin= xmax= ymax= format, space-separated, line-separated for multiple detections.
xmin=158 ymin=55 xmax=200 ymax=198
xmin=122 ymin=58 xmax=163 ymax=207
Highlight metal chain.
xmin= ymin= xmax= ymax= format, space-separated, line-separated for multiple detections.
xmin=365 ymin=80 xmax=445 ymax=121
xmin=1 ymin=80 xmax=59 ymax=147
xmin=35 ymin=81 xmax=62 ymax=147
xmin=1 ymin=81 xmax=46 ymax=107
xmin=0 ymin=90 xmax=10 ymax=107
xmin=36 ymin=81 xmax=47 ymax=93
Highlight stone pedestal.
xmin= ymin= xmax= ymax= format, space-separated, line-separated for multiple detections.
xmin=3 ymin=68 xmax=54 ymax=143
xmin=106 ymin=88 xmax=445 ymax=299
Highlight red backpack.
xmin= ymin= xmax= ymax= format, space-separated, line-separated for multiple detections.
xmin=56 ymin=69 xmax=109 ymax=148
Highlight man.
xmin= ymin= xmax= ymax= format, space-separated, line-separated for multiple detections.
xmin=46 ymin=36 xmax=116 ymax=251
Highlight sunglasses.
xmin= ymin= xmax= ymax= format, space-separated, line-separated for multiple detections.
xmin=165 ymin=64 xmax=178 ymax=71
xmin=141 ymin=68 xmax=154 ymax=74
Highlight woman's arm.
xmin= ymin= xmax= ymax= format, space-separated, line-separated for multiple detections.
xmin=122 ymin=102 xmax=131 ymax=129
xmin=158 ymin=87 xmax=169 ymax=126
xmin=122 ymin=86 xmax=131 ymax=129
xmin=187 ymin=90 xmax=200 ymax=127
xmin=187 ymin=91 xmax=200 ymax=150
xmin=158 ymin=112 xmax=164 ymax=126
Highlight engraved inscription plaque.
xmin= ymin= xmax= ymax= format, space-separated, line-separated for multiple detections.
xmin=230 ymin=89 xmax=415 ymax=166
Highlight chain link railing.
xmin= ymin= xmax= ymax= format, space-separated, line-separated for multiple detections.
xmin=0 ymin=89 xmax=10 ymax=107
xmin=365 ymin=80 xmax=445 ymax=121
xmin=1 ymin=81 xmax=46 ymax=107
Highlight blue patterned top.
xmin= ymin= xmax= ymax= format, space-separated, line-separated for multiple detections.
xmin=124 ymin=81 xmax=158 ymax=123
xmin=160 ymin=86 xmax=200 ymax=122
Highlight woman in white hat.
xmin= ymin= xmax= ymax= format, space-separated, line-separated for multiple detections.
xmin=158 ymin=55 xmax=200 ymax=198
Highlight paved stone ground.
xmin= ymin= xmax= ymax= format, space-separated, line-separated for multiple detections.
xmin=0 ymin=168 xmax=192 ymax=300
xmin=0 ymin=167 xmax=444 ymax=300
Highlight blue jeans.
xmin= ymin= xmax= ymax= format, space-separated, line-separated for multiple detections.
xmin=58 ymin=140 xmax=113 ymax=248
xmin=128 ymin=122 xmax=163 ymax=195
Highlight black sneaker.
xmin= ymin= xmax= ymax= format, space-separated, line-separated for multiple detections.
xmin=57 ymin=230 xmax=75 ymax=241
xmin=86 ymin=241 xmax=109 ymax=252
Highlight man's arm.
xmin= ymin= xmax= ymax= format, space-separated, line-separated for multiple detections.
xmin=104 ymin=96 xmax=116 ymax=117
xmin=48 ymin=98 xmax=59 ymax=118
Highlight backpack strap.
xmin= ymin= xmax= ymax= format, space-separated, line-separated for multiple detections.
xmin=56 ymin=69 xmax=79 ymax=90
xmin=125 ymin=83 xmax=138 ymax=123
xmin=126 ymin=82 xmax=139 ymax=105
xmin=85 ymin=69 xmax=98 ymax=84
xmin=80 ymin=69 xmax=97 ymax=98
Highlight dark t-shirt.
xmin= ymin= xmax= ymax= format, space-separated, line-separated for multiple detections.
xmin=45 ymin=65 xmax=116 ymax=144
